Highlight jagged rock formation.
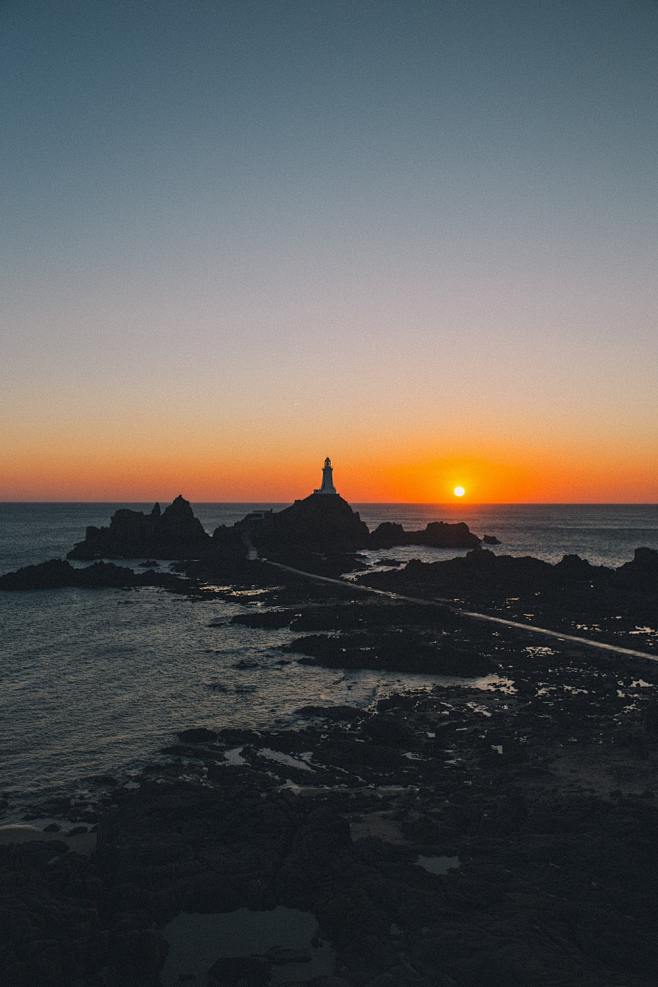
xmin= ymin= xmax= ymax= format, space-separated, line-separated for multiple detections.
xmin=369 ymin=520 xmax=481 ymax=550
xmin=217 ymin=500 xmax=483 ymax=558
xmin=63 ymin=487 xmax=486 ymax=565
xmin=67 ymin=495 xmax=210 ymax=560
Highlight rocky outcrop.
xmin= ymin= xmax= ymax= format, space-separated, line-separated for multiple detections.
xmin=224 ymin=493 xmax=370 ymax=556
xmin=360 ymin=548 xmax=604 ymax=602
xmin=358 ymin=547 xmax=658 ymax=653
xmin=369 ymin=520 xmax=481 ymax=550
xmin=289 ymin=630 xmax=495 ymax=675
xmin=616 ymin=547 xmax=658 ymax=589
xmin=0 ymin=559 xmax=186 ymax=592
xmin=63 ymin=492 xmax=486 ymax=566
xmin=67 ymin=495 xmax=210 ymax=560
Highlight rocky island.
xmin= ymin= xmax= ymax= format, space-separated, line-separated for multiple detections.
xmin=61 ymin=460 xmax=485 ymax=567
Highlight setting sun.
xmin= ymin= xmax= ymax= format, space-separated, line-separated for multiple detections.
xmin=453 ymin=485 xmax=466 ymax=498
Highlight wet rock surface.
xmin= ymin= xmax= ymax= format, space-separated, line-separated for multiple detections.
xmin=359 ymin=547 xmax=658 ymax=654
xmin=288 ymin=629 xmax=495 ymax=675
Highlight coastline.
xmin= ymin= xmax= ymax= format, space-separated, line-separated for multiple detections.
xmin=3 ymin=548 xmax=658 ymax=984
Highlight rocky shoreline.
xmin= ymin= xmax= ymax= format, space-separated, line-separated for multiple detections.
xmin=3 ymin=557 xmax=658 ymax=985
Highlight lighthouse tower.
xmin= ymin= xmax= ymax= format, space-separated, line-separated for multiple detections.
xmin=314 ymin=457 xmax=338 ymax=495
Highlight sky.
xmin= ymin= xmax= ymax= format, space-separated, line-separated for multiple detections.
xmin=1 ymin=0 xmax=656 ymax=502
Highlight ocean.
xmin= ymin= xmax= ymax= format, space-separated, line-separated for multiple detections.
xmin=1 ymin=502 xmax=657 ymax=813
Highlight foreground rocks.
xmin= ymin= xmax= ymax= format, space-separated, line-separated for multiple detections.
xmin=3 ymin=523 xmax=658 ymax=983
xmin=4 ymin=619 xmax=658 ymax=986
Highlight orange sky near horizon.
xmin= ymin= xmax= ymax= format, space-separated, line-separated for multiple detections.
xmin=2 ymin=2 xmax=657 ymax=508
xmin=2 ymin=426 xmax=656 ymax=503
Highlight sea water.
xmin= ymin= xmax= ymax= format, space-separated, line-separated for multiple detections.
xmin=1 ymin=503 xmax=656 ymax=807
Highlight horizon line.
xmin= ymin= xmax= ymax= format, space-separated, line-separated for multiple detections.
xmin=1 ymin=500 xmax=657 ymax=507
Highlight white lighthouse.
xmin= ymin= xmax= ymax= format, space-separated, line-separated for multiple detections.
xmin=314 ymin=457 xmax=338 ymax=495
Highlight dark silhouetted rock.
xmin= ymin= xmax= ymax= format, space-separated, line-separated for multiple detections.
xmin=483 ymin=534 xmax=501 ymax=545
xmin=0 ymin=559 xmax=186 ymax=592
xmin=369 ymin=520 xmax=480 ymax=550
xmin=289 ymin=630 xmax=494 ymax=675
xmin=67 ymin=495 xmax=210 ymax=560
xmin=617 ymin=547 xmax=658 ymax=589
xmin=229 ymin=493 xmax=370 ymax=556
xmin=555 ymin=554 xmax=605 ymax=579
xmin=0 ymin=558 xmax=74 ymax=590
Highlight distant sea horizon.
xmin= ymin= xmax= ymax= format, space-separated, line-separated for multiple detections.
xmin=2 ymin=500 xmax=656 ymax=505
